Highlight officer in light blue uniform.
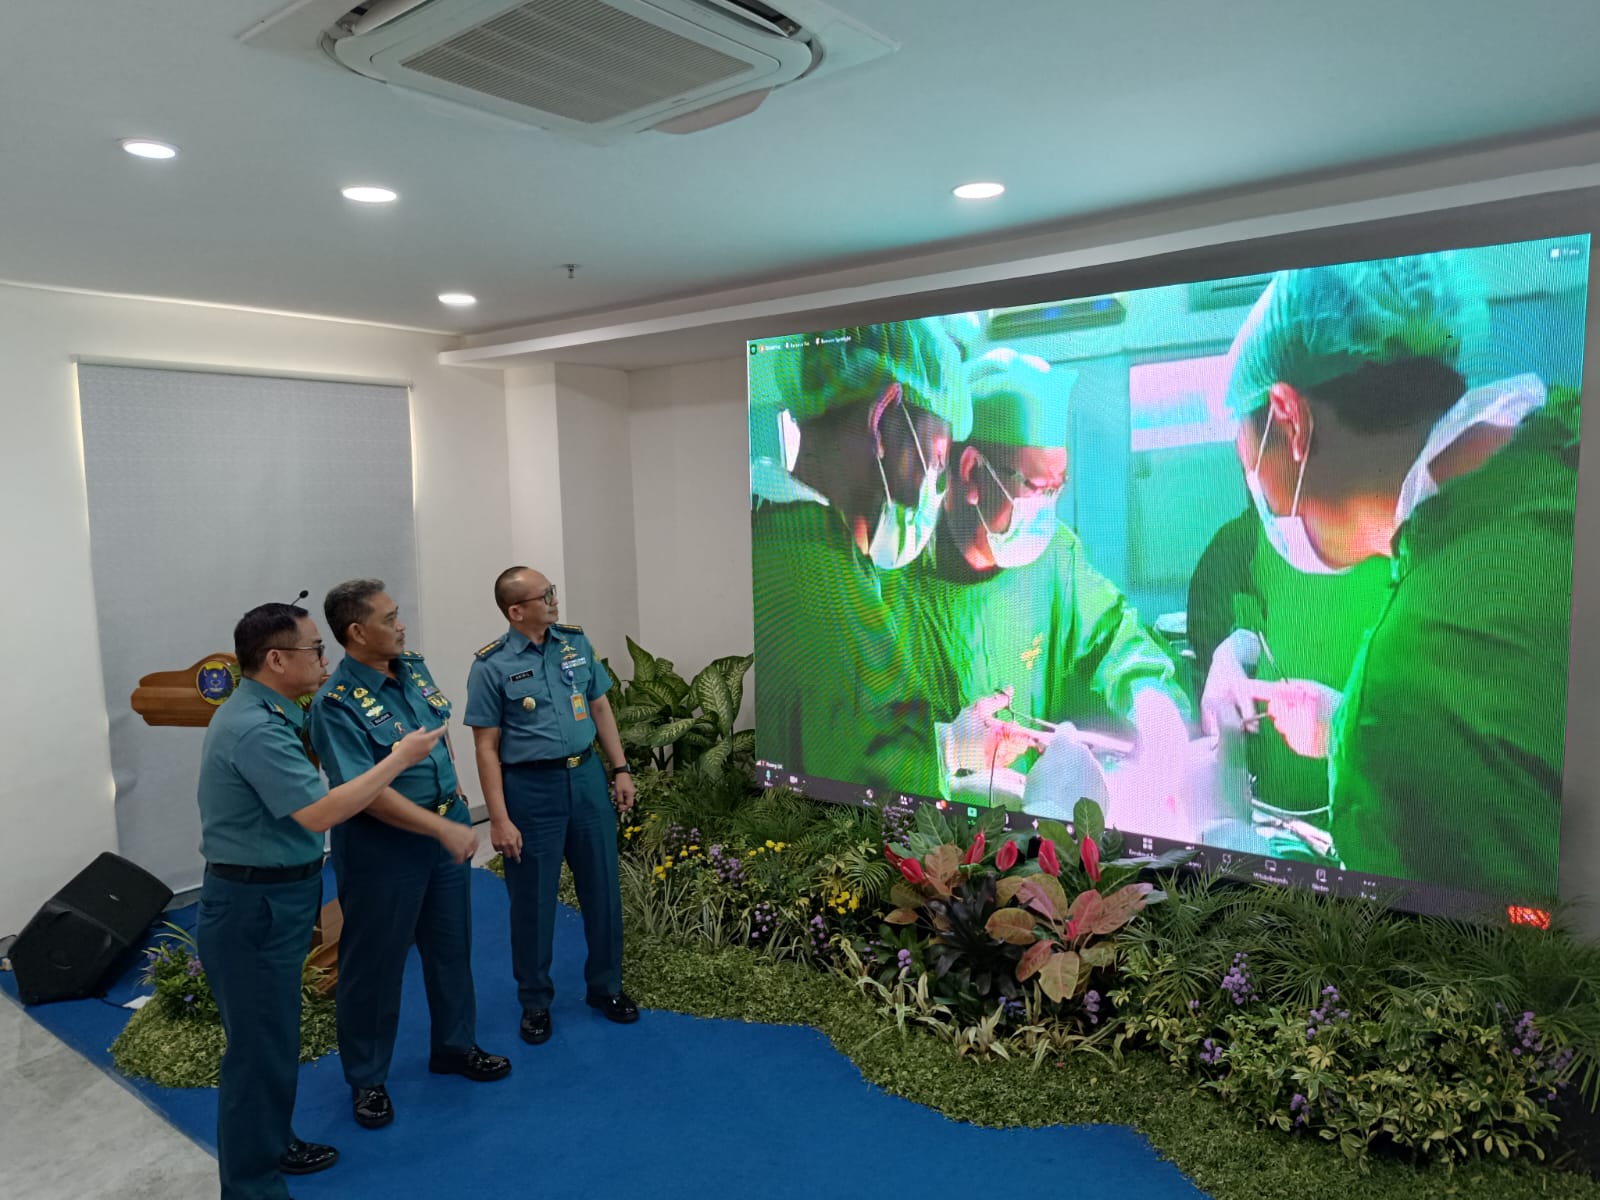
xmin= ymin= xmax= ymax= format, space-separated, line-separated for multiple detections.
xmin=196 ymin=601 xmax=445 ymax=1200
xmin=308 ymin=579 xmax=509 ymax=1133
xmin=465 ymin=565 xmax=639 ymax=1046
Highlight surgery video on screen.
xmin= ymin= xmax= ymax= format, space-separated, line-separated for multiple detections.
xmin=747 ymin=235 xmax=1590 ymax=908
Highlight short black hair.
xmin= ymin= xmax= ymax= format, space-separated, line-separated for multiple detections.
xmin=494 ymin=566 xmax=533 ymax=617
xmin=234 ymin=603 xmax=309 ymax=674
xmin=324 ymin=579 xmax=386 ymax=647
xmin=1266 ymin=356 xmax=1468 ymax=438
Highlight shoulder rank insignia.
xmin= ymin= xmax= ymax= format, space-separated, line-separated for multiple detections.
xmin=475 ymin=638 xmax=504 ymax=659
xmin=400 ymin=649 xmax=423 ymax=660
xmin=324 ymin=687 xmax=346 ymax=704
xmin=553 ymin=622 xmax=584 ymax=634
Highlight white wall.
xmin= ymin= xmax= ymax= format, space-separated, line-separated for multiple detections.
xmin=0 ymin=282 xmax=510 ymax=932
xmin=503 ymin=364 xmax=566 ymax=597
xmin=627 ymin=357 xmax=754 ymax=724
xmin=553 ymin=364 xmax=639 ymax=670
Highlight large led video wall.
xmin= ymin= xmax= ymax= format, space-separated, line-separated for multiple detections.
xmin=748 ymin=234 xmax=1590 ymax=916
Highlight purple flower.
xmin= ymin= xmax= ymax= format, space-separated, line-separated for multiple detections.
xmin=1198 ymin=1038 xmax=1224 ymax=1066
xmin=881 ymin=797 xmax=916 ymax=845
xmin=1220 ymin=954 xmax=1256 ymax=1006
xmin=1188 ymin=999 xmax=1201 ymax=1012
xmin=183 ymin=993 xmax=195 ymax=1004
xmin=896 ymin=948 xmax=913 ymax=971
xmin=185 ymin=957 xmax=203 ymax=977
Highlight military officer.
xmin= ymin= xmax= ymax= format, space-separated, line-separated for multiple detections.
xmin=197 ymin=601 xmax=444 ymax=1200
xmin=308 ymin=579 xmax=510 ymax=1132
xmin=464 ymin=566 xmax=638 ymax=1045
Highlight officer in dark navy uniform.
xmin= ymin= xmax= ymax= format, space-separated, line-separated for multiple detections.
xmin=196 ymin=601 xmax=444 ymax=1200
xmin=308 ymin=579 xmax=510 ymax=1132
xmin=465 ymin=566 xmax=638 ymax=1045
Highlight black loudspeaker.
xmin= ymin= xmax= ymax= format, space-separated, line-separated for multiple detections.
xmin=11 ymin=852 xmax=173 ymax=1005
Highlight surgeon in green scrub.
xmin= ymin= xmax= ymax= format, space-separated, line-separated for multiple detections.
xmin=882 ymin=348 xmax=1190 ymax=811
xmin=1188 ymin=505 xmax=1390 ymax=833
xmin=750 ymin=319 xmax=970 ymax=799
xmin=1221 ymin=250 xmax=1576 ymax=900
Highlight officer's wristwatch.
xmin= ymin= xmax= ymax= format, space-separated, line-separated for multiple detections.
xmin=613 ymin=761 xmax=633 ymax=775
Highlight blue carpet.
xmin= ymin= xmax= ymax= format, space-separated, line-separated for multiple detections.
xmin=2 ymin=866 xmax=1207 ymax=1199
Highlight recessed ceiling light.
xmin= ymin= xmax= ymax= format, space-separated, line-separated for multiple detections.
xmin=341 ymin=185 xmax=398 ymax=204
xmin=953 ymin=181 xmax=1005 ymax=200
xmin=438 ymin=292 xmax=477 ymax=307
xmin=121 ymin=139 xmax=178 ymax=160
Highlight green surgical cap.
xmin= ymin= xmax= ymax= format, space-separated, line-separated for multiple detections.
xmin=967 ymin=347 xmax=1074 ymax=448
xmin=774 ymin=318 xmax=971 ymax=440
xmin=1224 ymin=252 xmax=1490 ymax=418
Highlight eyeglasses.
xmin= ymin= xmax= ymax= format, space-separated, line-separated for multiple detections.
xmin=275 ymin=642 xmax=326 ymax=659
xmin=508 ymin=586 xmax=557 ymax=607
xmin=979 ymin=454 xmax=1063 ymax=503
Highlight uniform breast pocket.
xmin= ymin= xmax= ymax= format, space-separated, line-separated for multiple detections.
xmin=367 ymin=718 xmax=405 ymax=750
xmin=504 ymin=675 xmax=543 ymax=716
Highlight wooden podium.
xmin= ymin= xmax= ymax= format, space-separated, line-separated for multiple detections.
xmin=132 ymin=655 xmax=342 ymax=995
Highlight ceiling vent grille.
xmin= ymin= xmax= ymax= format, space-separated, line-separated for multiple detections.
xmin=265 ymin=0 xmax=900 ymax=143
xmin=400 ymin=1 xmax=754 ymax=123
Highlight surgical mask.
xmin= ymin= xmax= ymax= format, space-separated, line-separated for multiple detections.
xmin=1394 ymin=373 xmax=1546 ymax=526
xmin=977 ymin=455 xmax=1057 ymax=569
xmin=1245 ymin=411 xmax=1349 ymax=576
xmin=867 ymin=400 xmax=944 ymax=570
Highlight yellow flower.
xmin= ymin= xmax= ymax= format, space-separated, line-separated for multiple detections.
xmin=774 ymin=842 xmax=787 ymax=852
xmin=765 ymin=839 xmax=776 ymax=849
xmin=849 ymin=896 xmax=860 ymax=911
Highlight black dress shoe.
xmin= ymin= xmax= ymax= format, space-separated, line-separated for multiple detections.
xmin=520 ymin=1008 xmax=552 ymax=1045
xmin=352 ymin=1085 xmax=393 ymax=1130
xmin=428 ymin=1044 xmax=512 ymax=1082
xmin=586 ymin=992 xmax=640 ymax=1024
xmin=279 ymin=1138 xmax=338 ymax=1175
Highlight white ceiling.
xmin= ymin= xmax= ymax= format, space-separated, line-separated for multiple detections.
xmin=2 ymin=0 xmax=1599 ymax=340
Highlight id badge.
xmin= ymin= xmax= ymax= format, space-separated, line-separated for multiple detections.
xmin=571 ymin=692 xmax=588 ymax=722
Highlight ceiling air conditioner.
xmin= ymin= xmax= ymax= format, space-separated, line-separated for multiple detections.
xmin=245 ymin=0 xmax=895 ymax=144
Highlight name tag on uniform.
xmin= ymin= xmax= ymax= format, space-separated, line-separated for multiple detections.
xmin=562 ymin=656 xmax=588 ymax=668
xmin=509 ymin=670 xmax=534 ymax=683
xmin=571 ymin=693 xmax=588 ymax=721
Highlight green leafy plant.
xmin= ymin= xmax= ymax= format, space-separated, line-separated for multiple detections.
xmin=112 ymin=923 xmax=335 ymax=1088
xmin=606 ymin=638 xmax=754 ymax=778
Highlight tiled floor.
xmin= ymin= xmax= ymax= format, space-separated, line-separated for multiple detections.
xmin=0 ymin=996 xmax=216 ymax=1199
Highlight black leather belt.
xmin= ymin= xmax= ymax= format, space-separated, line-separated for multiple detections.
xmin=507 ymin=747 xmax=593 ymax=772
xmin=207 ymin=860 xmax=323 ymax=884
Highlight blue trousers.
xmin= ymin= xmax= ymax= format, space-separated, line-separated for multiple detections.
xmin=196 ymin=869 xmax=322 ymax=1200
xmin=331 ymin=808 xmax=476 ymax=1087
xmin=502 ymin=756 xmax=623 ymax=1012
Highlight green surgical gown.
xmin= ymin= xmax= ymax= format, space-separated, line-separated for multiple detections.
xmin=751 ymin=499 xmax=945 ymax=798
xmin=883 ymin=521 xmax=1184 ymax=735
xmin=1188 ymin=508 xmax=1392 ymax=818
xmin=1329 ymin=388 xmax=1580 ymax=901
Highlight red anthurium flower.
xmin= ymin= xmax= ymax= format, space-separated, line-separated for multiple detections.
xmin=996 ymin=840 xmax=1019 ymax=871
xmin=962 ymin=832 xmax=986 ymax=865
xmin=883 ymin=844 xmax=903 ymax=867
xmin=1038 ymin=838 xmax=1061 ymax=876
xmin=1080 ymin=835 xmax=1101 ymax=883
xmin=898 ymin=858 xmax=926 ymax=884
